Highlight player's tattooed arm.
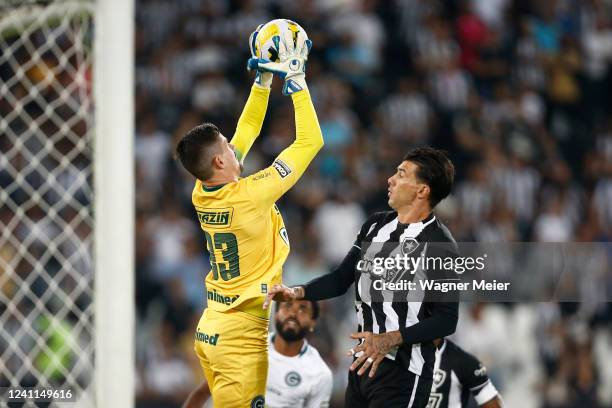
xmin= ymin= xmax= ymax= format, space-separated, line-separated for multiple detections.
xmin=347 ymin=331 xmax=403 ymax=378
xmin=262 ymin=284 xmax=305 ymax=309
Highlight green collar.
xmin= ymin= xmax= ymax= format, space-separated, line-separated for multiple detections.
xmin=201 ymin=183 xmax=226 ymax=192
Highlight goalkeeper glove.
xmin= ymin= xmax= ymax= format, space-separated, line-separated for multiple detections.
xmin=248 ymin=24 xmax=273 ymax=88
xmin=247 ymin=32 xmax=312 ymax=95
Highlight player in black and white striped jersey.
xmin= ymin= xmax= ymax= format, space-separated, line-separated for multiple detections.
xmin=265 ymin=147 xmax=460 ymax=408
xmin=428 ymin=339 xmax=503 ymax=408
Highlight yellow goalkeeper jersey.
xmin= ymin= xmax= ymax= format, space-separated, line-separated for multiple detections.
xmin=192 ymin=86 xmax=323 ymax=319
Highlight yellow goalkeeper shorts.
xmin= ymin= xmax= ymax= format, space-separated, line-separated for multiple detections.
xmin=194 ymin=307 xmax=269 ymax=408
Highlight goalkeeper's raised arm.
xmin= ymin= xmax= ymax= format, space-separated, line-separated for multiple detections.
xmin=229 ymin=25 xmax=274 ymax=163
xmin=245 ymin=28 xmax=323 ymax=207
xmin=230 ymin=85 xmax=270 ymax=163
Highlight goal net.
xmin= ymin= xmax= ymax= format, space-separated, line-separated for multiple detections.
xmin=0 ymin=0 xmax=133 ymax=406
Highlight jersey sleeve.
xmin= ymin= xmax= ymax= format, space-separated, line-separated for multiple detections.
xmin=473 ymin=382 xmax=499 ymax=406
xmin=454 ymin=347 xmax=498 ymax=405
xmin=230 ymin=84 xmax=270 ymax=162
xmin=304 ymin=367 xmax=332 ymax=408
xmin=244 ymin=89 xmax=323 ymax=209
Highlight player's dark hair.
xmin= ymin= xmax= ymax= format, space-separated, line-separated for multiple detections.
xmin=403 ymin=147 xmax=454 ymax=208
xmin=175 ymin=123 xmax=221 ymax=181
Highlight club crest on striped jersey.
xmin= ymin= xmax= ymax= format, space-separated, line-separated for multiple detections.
xmin=401 ymin=238 xmax=419 ymax=254
xmin=432 ymin=368 xmax=446 ymax=389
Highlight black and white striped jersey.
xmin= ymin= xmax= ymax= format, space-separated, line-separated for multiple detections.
xmin=304 ymin=211 xmax=459 ymax=380
xmin=427 ymin=340 xmax=499 ymax=408
xmin=354 ymin=211 xmax=459 ymax=379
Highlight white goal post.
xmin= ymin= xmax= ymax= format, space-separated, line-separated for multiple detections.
xmin=93 ymin=0 xmax=134 ymax=406
xmin=0 ymin=0 xmax=134 ymax=406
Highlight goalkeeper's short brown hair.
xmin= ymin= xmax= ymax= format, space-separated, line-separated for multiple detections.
xmin=175 ymin=123 xmax=221 ymax=181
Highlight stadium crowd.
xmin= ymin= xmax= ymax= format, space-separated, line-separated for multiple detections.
xmin=132 ymin=0 xmax=612 ymax=407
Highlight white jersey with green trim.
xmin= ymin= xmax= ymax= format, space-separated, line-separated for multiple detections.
xmin=266 ymin=334 xmax=333 ymax=408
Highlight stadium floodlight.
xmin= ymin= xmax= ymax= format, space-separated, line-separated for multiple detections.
xmin=0 ymin=0 xmax=134 ymax=407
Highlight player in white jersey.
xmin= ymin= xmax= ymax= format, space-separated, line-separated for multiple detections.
xmin=183 ymin=299 xmax=332 ymax=408
xmin=267 ymin=300 xmax=332 ymax=407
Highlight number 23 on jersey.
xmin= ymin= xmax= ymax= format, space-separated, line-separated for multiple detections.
xmin=204 ymin=226 xmax=289 ymax=281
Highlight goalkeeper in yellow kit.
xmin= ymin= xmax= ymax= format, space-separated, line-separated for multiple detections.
xmin=174 ymin=25 xmax=322 ymax=407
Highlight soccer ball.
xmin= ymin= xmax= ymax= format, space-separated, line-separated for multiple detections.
xmin=254 ymin=19 xmax=308 ymax=62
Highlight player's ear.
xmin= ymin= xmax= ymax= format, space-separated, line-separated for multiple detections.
xmin=212 ymin=154 xmax=224 ymax=169
xmin=417 ymin=183 xmax=430 ymax=200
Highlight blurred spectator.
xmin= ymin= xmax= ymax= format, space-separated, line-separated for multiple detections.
xmin=456 ymin=162 xmax=493 ymax=226
xmin=581 ymin=14 xmax=612 ymax=123
xmin=593 ymin=176 xmax=612 ymax=230
xmin=191 ymin=70 xmax=235 ymax=114
xmin=453 ymin=303 xmax=511 ymax=387
xmin=316 ymin=80 xmax=358 ymax=179
xmin=473 ymin=28 xmax=511 ymax=96
xmin=376 ymin=76 xmax=432 ymax=144
xmin=145 ymin=202 xmax=197 ymax=282
xmin=534 ymin=196 xmax=574 ymax=242
xmin=326 ymin=31 xmax=378 ymax=87
xmin=283 ymin=248 xmax=328 ymax=287
xmin=329 ymin=0 xmax=386 ymax=71
xmin=135 ymin=113 xmax=171 ymax=196
xmin=471 ymin=0 xmax=510 ymax=30
xmin=492 ymin=155 xmax=541 ymax=230
xmin=138 ymin=322 xmax=195 ymax=405
xmin=415 ymin=16 xmax=460 ymax=73
xmin=456 ymin=0 xmax=488 ymax=72
xmin=313 ymin=187 xmax=366 ymax=265
xmin=429 ymin=58 xmax=472 ymax=113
